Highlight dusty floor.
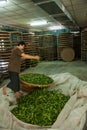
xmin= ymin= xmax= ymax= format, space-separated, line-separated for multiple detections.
xmin=1 ymin=60 xmax=87 ymax=87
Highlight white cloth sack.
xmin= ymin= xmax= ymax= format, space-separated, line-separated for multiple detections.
xmin=0 ymin=72 xmax=87 ymax=130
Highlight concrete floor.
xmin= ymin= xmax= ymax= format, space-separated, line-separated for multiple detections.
xmin=1 ymin=60 xmax=87 ymax=87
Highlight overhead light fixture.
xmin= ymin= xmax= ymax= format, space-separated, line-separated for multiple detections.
xmin=30 ymin=20 xmax=47 ymax=26
xmin=0 ymin=0 xmax=7 ymax=1
xmin=71 ymin=31 xmax=80 ymax=34
xmin=48 ymin=25 xmax=65 ymax=30
xmin=0 ymin=0 xmax=7 ymax=3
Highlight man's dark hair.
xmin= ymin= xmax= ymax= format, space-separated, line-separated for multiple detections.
xmin=18 ymin=41 xmax=26 ymax=46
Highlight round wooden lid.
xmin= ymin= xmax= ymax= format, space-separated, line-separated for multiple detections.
xmin=60 ymin=47 xmax=75 ymax=61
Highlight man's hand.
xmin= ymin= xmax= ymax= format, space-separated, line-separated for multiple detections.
xmin=35 ymin=55 xmax=40 ymax=60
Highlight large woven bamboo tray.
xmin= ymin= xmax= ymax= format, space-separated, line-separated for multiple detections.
xmin=20 ymin=73 xmax=54 ymax=92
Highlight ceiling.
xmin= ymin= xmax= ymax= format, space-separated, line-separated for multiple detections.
xmin=0 ymin=0 xmax=87 ymax=31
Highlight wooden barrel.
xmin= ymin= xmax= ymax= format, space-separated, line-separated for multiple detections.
xmin=60 ymin=47 xmax=75 ymax=61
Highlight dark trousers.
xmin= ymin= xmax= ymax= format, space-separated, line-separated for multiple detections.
xmin=7 ymin=71 xmax=20 ymax=92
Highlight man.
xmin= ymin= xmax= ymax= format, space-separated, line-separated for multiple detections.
xmin=3 ymin=41 xmax=40 ymax=98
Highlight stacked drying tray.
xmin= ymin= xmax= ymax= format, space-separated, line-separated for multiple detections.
xmin=0 ymin=31 xmax=12 ymax=79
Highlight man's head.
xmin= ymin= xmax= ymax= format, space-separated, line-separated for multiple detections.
xmin=18 ymin=41 xmax=26 ymax=46
xmin=18 ymin=41 xmax=26 ymax=50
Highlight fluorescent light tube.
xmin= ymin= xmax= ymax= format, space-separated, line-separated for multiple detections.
xmin=0 ymin=0 xmax=7 ymax=4
xmin=30 ymin=20 xmax=47 ymax=26
xmin=0 ymin=0 xmax=7 ymax=1
xmin=48 ymin=25 xmax=65 ymax=30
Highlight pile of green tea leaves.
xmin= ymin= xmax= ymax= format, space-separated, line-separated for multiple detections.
xmin=11 ymin=89 xmax=70 ymax=126
xmin=20 ymin=73 xmax=53 ymax=85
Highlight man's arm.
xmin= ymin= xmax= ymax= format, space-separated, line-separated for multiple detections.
xmin=21 ymin=53 xmax=40 ymax=60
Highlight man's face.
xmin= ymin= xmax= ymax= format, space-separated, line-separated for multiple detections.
xmin=20 ymin=45 xmax=25 ymax=50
